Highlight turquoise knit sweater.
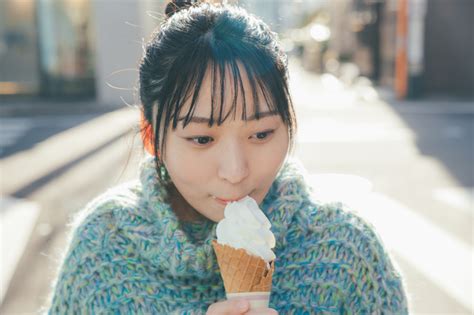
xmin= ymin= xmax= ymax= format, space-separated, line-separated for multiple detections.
xmin=46 ymin=154 xmax=409 ymax=314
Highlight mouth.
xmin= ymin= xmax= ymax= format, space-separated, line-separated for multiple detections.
xmin=212 ymin=195 xmax=247 ymax=205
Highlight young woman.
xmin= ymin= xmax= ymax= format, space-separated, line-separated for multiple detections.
xmin=46 ymin=1 xmax=409 ymax=314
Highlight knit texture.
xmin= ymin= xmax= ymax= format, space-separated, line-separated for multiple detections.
xmin=45 ymin=154 xmax=409 ymax=314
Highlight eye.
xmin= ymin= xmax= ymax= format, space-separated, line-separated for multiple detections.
xmin=188 ymin=136 xmax=214 ymax=146
xmin=251 ymin=130 xmax=275 ymax=141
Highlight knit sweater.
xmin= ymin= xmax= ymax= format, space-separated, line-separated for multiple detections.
xmin=46 ymin=154 xmax=409 ymax=314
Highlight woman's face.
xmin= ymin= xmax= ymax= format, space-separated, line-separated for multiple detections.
xmin=162 ymin=64 xmax=289 ymax=223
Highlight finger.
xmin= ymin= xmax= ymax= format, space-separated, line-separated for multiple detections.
xmin=245 ymin=308 xmax=278 ymax=315
xmin=206 ymin=299 xmax=250 ymax=315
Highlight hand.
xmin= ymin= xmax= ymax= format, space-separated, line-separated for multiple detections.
xmin=206 ymin=299 xmax=278 ymax=315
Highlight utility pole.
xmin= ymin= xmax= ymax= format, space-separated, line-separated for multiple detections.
xmin=395 ymin=0 xmax=408 ymax=99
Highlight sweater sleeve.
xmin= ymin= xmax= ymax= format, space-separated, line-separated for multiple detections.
xmin=46 ymin=204 xmax=162 ymax=314
xmin=287 ymin=201 xmax=410 ymax=314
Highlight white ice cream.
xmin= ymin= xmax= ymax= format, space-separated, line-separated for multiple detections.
xmin=216 ymin=196 xmax=276 ymax=263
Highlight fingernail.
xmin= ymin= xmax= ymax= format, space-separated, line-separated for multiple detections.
xmin=237 ymin=300 xmax=248 ymax=311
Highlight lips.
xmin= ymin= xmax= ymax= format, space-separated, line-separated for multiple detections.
xmin=212 ymin=195 xmax=246 ymax=205
xmin=218 ymin=197 xmax=241 ymax=202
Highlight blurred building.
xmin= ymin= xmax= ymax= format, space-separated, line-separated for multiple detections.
xmin=0 ymin=0 xmax=280 ymax=107
xmin=242 ymin=0 xmax=328 ymax=33
xmin=0 ymin=0 xmax=169 ymax=106
xmin=327 ymin=0 xmax=474 ymax=99
xmin=242 ymin=0 xmax=329 ymax=73
xmin=0 ymin=0 xmax=97 ymax=98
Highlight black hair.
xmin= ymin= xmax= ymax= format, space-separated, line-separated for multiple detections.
xmin=139 ymin=1 xmax=297 ymax=180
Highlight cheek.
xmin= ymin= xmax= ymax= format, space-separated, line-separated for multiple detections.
xmin=255 ymin=130 xmax=289 ymax=168
xmin=165 ymin=144 xmax=210 ymax=187
xmin=251 ymin=132 xmax=289 ymax=196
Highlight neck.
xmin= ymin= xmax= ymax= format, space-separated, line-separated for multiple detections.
xmin=166 ymin=183 xmax=206 ymax=223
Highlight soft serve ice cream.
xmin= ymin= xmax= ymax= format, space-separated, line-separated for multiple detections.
xmin=216 ymin=196 xmax=276 ymax=265
xmin=212 ymin=196 xmax=276 ymax=308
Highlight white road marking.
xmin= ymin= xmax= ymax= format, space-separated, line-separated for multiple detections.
xmin=0 ymin=196 xmax=40 ymax=304
xmin=433 ymin=187 xmax=474 ymax=215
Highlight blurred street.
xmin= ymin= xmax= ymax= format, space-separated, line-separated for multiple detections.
xmin=0 ymin=56 xmax=472 ymax=314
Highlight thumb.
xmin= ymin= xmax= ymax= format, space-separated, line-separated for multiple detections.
xmin=206 ymin=299 xmax=250 ymax=315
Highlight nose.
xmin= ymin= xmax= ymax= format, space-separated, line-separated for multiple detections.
xmin=217 ymin=141 xmax=249 ymax=184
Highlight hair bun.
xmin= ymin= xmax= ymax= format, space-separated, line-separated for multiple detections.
xmin=165 ymin=0 xmax=197 ymax=18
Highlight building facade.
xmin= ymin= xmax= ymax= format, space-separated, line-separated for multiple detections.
xmin=0 ymin=0 xmax=165 ymax=106
xmin=327 ymin=0 xmax=473 ymax=99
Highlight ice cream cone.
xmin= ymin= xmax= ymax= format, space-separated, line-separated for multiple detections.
xmin=212 ymin=240 xmax=274 ymax=308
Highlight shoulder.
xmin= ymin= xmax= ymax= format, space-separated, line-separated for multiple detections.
xmin=47 ymin=179 xmax=154 ymax=312
xmin=294 ymin=199 xmax=398 ymax=271
xmin=65 ymin=179 xmax=142 ymax=249
xmin=283 ymin=200 xmax=410 ymax=312
xmin=272 ymin=158 xmax=396 ymax=254
xmin=274 ymin=159 xmax=390 ymax=252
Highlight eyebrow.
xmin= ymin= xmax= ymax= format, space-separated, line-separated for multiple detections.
xmin=178 ymin=110 xmax=278 ymax=124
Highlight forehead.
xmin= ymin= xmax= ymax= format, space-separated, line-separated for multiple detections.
xmin=179 ymin=61 xmax=272 ymax=121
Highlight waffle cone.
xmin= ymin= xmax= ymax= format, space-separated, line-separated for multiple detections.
xmin=212 ymin=240 xmax=274 ymax=293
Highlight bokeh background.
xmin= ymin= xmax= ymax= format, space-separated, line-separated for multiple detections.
xmin=1 ymin=0 xmax=472 ymax=314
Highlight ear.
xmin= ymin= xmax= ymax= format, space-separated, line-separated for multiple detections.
xmin=140 ymin=111 xmax=156 ymax=156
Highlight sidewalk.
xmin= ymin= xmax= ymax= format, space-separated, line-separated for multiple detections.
xmin=288 ymin=56 xmax=474 ymax=114
xmin=0 ymin=98 xmax=124 ymax=117
xmin=377 ymin=87 xmax=474 ymax=114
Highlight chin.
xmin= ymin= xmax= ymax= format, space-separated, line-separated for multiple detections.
xmin=251 ymin=191 xmax=264 ymax=205
xmin=208 ymin=210 xmax=224 ymax=223
xmin=200 ymin=201 xmax=224 ymax=223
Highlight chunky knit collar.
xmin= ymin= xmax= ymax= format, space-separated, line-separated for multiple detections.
xmin=135 ymin=153 xmax=313 ymax=279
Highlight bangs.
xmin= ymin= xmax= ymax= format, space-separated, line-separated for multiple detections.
xmin=163 ymin=49 xmax=286 ymax=130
